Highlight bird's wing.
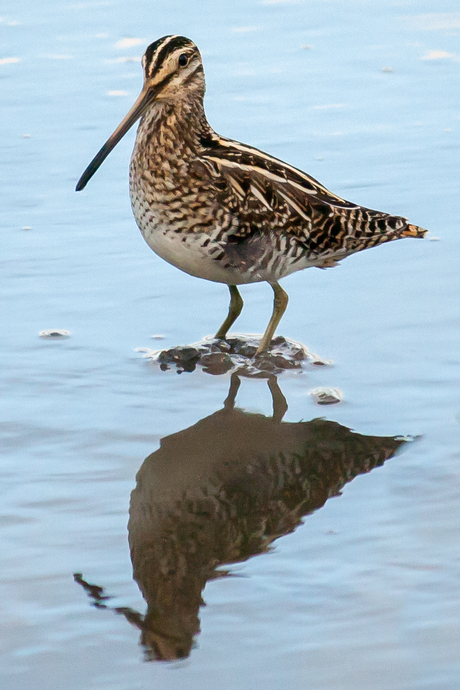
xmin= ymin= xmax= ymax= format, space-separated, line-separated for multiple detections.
xmin=196 ymin=134 xmax=361 ymax=220
xmin=194 ymin=134 xmax=427 ymax=254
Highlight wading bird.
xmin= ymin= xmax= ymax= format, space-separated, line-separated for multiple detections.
xmin=77 ymin=35 xmax=426 ymax=353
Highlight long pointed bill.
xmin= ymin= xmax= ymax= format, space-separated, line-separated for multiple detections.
xmin=76 ymin=85 xmax=155 ymax=191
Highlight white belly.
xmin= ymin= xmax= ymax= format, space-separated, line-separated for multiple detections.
xmin=145 ymin=225 xmax=239 ymax=283
xmin=130 ymin=181 xmax=327 ymax=285
xmin=132 ymin=202 xmax=257 ymax=285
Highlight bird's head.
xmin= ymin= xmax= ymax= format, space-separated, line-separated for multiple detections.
xmin=76 ymin=36 xmax=204 ymax=191
xmin=142 ymin=35 xmax=205 ymax=103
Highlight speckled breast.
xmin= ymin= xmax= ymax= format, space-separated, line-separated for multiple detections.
xmin=129 ymin=161 xmax=246 ymax=284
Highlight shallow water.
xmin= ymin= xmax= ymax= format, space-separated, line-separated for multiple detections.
xmin=2 ymin=1 xmax=460 ymax=688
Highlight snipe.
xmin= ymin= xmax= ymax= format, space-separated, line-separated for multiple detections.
xmin=76 ymin=35 xmax=427 ymax=353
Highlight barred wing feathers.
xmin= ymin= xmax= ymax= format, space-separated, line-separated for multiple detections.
xmin=196 ymin=135 xmax=427 ymax=255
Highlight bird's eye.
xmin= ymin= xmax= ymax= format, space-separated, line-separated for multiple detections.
xmin=178 ymin=53 xmax=188 ymax=67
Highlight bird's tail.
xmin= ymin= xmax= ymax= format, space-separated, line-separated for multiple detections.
xmin=402 ymin=223 xmax=428 ymax=239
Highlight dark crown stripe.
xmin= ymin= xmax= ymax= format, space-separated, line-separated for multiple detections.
xmin=143 ymin=35 xmax=173 ymax=66
xmin=145 ymin=35 xmax=194 ymax=76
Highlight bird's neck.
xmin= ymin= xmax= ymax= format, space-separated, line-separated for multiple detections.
xmin=134 ymin=95 xmax=212 ymax=164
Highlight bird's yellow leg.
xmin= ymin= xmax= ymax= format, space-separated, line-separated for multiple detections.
xmin=215 ymin=285 xmax=244 ymax=340
xmin=267 ymin=375 xmax=288 ymax=423
xmin=223 ymin=372 xmax=242 ymax=410
xmin=256 ymin=282 xmax=289 ymax=354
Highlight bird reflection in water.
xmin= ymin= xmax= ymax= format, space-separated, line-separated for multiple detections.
xmin=75 ymin=373 xmax=407 ymax=662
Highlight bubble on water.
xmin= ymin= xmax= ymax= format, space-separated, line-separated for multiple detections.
xmin=39 ymin=329 xmax=71 ymax=339
xmin=115 ymin=37 xmax=145 ymax=49
xmin=309 ymin=387 xmax=343 ymax=405
xmin=107 ymin=56 xmax=141 ymax=63
xmin=421 ymin=50 xmax=455 ymax=61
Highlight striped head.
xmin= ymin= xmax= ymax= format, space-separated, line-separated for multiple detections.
xmin=142 ymin=35 xmax=205 ymax=102
xmin=76 ymin=35 xmax=204 ymax=191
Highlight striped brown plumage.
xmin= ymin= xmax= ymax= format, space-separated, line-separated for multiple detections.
xmin=76 ymin=35 xmax=427 ymax=353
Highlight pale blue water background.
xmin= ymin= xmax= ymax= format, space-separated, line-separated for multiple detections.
xmin=2 ymin=0 xmax=460 ymax=688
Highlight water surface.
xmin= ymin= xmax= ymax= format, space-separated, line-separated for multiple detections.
xmin=2 ymin=1 xmax=460 ymax=688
